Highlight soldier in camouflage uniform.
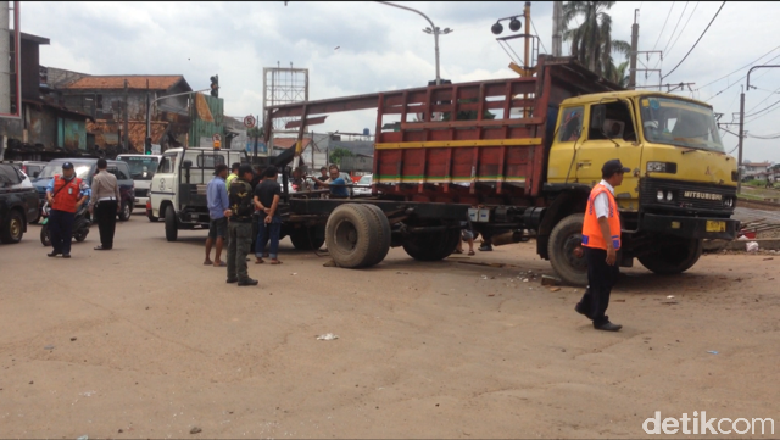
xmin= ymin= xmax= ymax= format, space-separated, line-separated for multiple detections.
xmin=226 ymin=165 xmax=258 ymax=286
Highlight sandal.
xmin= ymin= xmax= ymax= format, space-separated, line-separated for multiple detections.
xmin=468 ymin=250 xmax=475 ymax=256
xmin=270 ymin=259 xmax=282 ymax=264
xmin=213 ymin=261 xmax=227 ymax=267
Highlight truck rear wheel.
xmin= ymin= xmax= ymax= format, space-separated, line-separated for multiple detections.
xmin=638 ymin=238 xmax=702 ymax=275
xmin=402 ymin=227 xmax=459 ymax=262
xmin=165 ymin=206 xmax=178 ymax=242
xmin=325 ymin=204 xmax=380 ymax=268
xmin=548 ymin=214 xmax=588 ymax=286
xmin=290 ymin=225 xmax=326 ymax=251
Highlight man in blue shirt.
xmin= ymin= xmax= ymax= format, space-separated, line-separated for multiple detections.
xmin=312 ymin=165 xmax=348 ymax=197
xmin=205 ymin=164 xmax=231 ymax=266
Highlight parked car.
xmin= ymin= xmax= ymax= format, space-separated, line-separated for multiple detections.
xmin=18 ymin=161 xmax=48 ymax=182
xmin=0 ymin=163 xmax=39 ymax=243
xmin=34 ymin=158 xmax=135 ymax=221
xmin=353 ymin=174 xmax=373 ymax=196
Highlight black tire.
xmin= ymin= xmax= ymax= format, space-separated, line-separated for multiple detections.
xmin=118 ymin=201 xmax=131 ymax=222
xmin=547 ymin=214 xmax=588 ymax=286
xmin=148 ymin=214 xmax=158 ymax=222
xmin=40 ymin=223 xmax=50 ymax=247
xmin=402 ymin=227 xmax=460 ymax=262
xmin=359 ymin=204 xmax=391 ymax=266
xmin=638 ymin=238 xmax=702 ymax=275
xmin=0 ymin=210 xmax=24 ymax=244
xmin=74 ymin=220 xmax=90 ymax=242
xmin=325 ymin=204 xmax=376 ymax=268
xmin=290 ymin=225 xmax=326 ymax=251
xmin=165 ymin=205 xmax=178 ymax=241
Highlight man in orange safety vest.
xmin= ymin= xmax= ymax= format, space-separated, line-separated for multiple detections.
xmin=574 ymin=159 xmax=629 ymax=332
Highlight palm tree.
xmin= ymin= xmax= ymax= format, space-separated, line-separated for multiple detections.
xmin=562 ymin=1 xmax=630 ymax=80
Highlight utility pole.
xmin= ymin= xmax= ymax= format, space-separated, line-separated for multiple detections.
xmin=551 ymin=1 xmax=563 ymax=57
xmin=628 ymin=9 xmax=639 ymax=89
xmin=738 ymin=85 xmax=745 ymax=195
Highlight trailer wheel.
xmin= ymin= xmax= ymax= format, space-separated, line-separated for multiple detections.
xmin=165 ymin=206 xmax=178 ymax=242
xmin=359 ymin=204 xmax=391 ymax=266
xmin=402 ymin=227 xmax=460 ymax=262
xmin=548 ymin=214 xmax=588 ymax=286
xmin=290 ymin=225 xmax=325 ymax=251
xmin=325 ymin=204 xmax=377 ymax=268
xmin=638 ymin=238 xmax=702 ymax=275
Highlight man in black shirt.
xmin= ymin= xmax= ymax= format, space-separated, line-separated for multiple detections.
xmin=226 ymin=165 xmax=258 ymax=286
xmin=254 ymin=166 xmax=283 ymax=264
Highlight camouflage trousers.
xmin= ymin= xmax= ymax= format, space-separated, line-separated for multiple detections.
xmin=227 ymin=221 xmax=252 ymax=280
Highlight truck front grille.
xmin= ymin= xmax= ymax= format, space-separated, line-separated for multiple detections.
xmin=640 ymin=177 xmax=736 ymax=214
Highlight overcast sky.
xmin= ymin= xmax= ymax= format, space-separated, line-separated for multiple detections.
xmin=26 ymin=1 xmax=780 ymax=162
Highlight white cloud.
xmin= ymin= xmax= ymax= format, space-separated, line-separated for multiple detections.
xmin=24 ymin=1 xmax=780 ymax=161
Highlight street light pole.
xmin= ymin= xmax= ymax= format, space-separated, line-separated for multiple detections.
xmin=375 ymin=1 xmax=451 ymax=85
xmin=738 ymin=64 xmax=780 ymax=194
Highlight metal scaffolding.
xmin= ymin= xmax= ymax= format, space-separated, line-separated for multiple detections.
xmin=262 ymin=64 xmax=309 ymax=139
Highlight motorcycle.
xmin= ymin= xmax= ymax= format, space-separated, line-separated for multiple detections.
xmin=40 ymin=200 xmax=91 ymax=246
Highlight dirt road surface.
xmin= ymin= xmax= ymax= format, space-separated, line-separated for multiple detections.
xmin=2 ymin=215 xmax=779 ymax=439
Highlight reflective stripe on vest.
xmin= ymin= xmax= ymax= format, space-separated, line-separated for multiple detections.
xmin=51 ymin=176 xmax=82 ymax=213
xmin=581 ymin=183 xmax=622 ymax=250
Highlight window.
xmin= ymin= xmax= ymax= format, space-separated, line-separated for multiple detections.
xmin=113 ymin=165 xmax=129 ymax=180
xmin=196 ymin=154 xmax=225 ymax=168
xmin=558 ymin=106 xmax=584 ymax=142
xmin=588 ymin=101 xmax=637 ymax=142
xmin=159 ymin=153 xmax=178 ymax=173
xmin=640 ymin=97 xmax=724 ymax=152
xmin=0 ymin=165 xmax=17 ymax=187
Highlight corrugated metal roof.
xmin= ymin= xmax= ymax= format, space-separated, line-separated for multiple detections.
xmin=64 ymin=75 xmax=188 ymax=91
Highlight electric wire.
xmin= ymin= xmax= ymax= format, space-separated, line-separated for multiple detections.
xmin=665 ymin=1 xmax=699 ymax=56
xmin=651 ymin=2 xmax=676 ymax=51
xmin=696 ymin=44 xmax=780 ymax=90
xmin=703 ymin=52 xmax=780 ymax=101
xmin=662 ymin=1 xmax=726 ymax=80
xmin=661 ymin=1 xmax=689 ymax=55
xmin=530 ymin=19 xmax=548 ymax=54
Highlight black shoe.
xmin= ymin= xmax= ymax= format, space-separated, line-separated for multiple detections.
xmin=62 ymin=253 xmax=71 ymax=258
xmin=574 ymin=303 xmax=591 ymax=319
xmin=594 ymin=321 xmax=623 ymax=332
xmin=226 ymin=278 xmax=238 ymax=284
xmin=479 ymin=244 xmax=493 ymax=251
xmin=238 ymin=277 xmax=258 ymax=286
xmin=94 ymin=245 xmax=111 ymax=251
xmin=48 ymin=251 xmax=61 ymax=257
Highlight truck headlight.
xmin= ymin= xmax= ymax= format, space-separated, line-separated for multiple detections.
xmin=647 ymin=161 xmax=678 ymax=173
xmin=657 ymin=190 xmax=664 ymax=201
xmin=724 ymin=197 xmax=734 ymax=207
xmin=666 ymin=191 xmax=674 ymax=201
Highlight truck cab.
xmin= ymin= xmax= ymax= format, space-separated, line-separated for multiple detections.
xmin=116 ymin=154 xmax=162 ymax=216
xmin=149 ymin=148 xmax=246 ymax=240
xmin=545 ymin=91 xmax=738 ymax=279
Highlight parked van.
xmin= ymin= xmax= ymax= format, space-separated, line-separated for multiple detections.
xmin=115 ymin=154 xmax=162 ymax=213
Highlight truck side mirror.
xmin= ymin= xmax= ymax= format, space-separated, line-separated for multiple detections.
xmin=183 ymin=160 xmax=192 ymax=169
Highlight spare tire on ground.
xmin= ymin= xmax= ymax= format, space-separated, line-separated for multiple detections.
xmin=325 ymin=204 xmax=387 ymax=268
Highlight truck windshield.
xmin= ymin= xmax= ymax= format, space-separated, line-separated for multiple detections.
xmin=116 ymin=156 xmax=159 ymax=180
xmin=39 ymin=162 xmax=92 ymax=180
xmin=640 ymin=97 xmax=724 ymax=153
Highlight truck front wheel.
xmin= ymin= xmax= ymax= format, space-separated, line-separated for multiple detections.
xmin=165 ymin=206 xmax=178 ymax=242
xmin=547 ymin=214 xmax=588 ymax=286
xmin=638 ymin=238 xmax=702 ymax=275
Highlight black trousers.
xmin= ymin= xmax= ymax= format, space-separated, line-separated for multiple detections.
xmin=578 ymin=247 xmax=619 ymax=325
xmin=95 ymin=200 xmax=118 ymax=249
xmin=50 ymin=210 xmax=75 ymax=254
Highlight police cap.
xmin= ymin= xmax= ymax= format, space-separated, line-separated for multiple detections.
xmin=61 ymin=162 xmax=74 ymax=169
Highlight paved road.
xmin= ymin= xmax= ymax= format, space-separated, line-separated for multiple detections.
xmin=2 ymin=213 xmax=780 ymax=438
xmin=735 ymin=206 xmax=780 ymax=223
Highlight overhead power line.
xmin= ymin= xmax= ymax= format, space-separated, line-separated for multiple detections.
xmin=697 ymin=43 xmax=780 ymax=91
xmin=661 ymin=1 xmax=689 ymax=55
xmin=665 ymin=1 xmax=699 ymax=56
xmin=663 ymin=1 xmax=726 ymax=80
xmin=747 ymin=86 xmax=780 ymax=113
xmin=703 ymin=51 xmax=780 ymax=101
xmin=651 ymin=2 xmax=676 ymax=52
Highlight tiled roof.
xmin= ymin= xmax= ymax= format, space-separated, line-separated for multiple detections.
xmin=745 ymin=161 xmax=771 ymax=167
xmin=64 ymin=76 xmax=188 ymax=91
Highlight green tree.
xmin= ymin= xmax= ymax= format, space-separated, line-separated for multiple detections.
xmin=329 ymin=147 xmax=353 ymax=165
xmin=246 ymin=126 xmax=264 ymax=138
xmin=562 ymin=1 xmax=630 ymax=81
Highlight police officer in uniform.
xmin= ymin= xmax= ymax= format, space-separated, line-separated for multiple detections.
xmin=226 ymin=165 xmax=258 ymax=286
xmin=46 ymin=162 xmax=89 ymax=258
xmin=574 ymin=159 xmax=627 ymax=332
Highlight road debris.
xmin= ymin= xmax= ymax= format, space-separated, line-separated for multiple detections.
xmin=317 ymin=333 xmax=339 ymax=340
xmin=458 ymin=261 xmax=506 ymax=268
xmin=707 ymin=351 xmax=719 ymax=355
xmin=764 ymin=257 xmax=774 ymax=261
xmin=189 ymin=427 xmax=202 ymax=434
xmin=44 ymin=345 xmax=54 ymax=350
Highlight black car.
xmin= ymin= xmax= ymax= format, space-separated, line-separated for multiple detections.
xmin=0 ymin=163 xmax=39 ymax=243
xmin=34 ymin=159 xmax=135 ymax=221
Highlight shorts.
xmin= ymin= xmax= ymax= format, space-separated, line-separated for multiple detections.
xmin=461 ymin=229 xmax=474 ymax=240
xmin=208 ymin=217 xmax=228 ymax=239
